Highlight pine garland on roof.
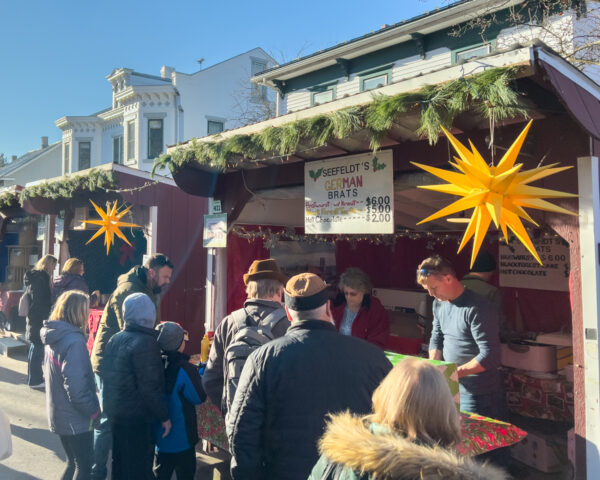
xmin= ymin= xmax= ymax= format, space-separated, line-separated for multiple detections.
xmin=19 ymin=169 xmax=118 ymax=205
xmin=153 ymin=66 xmax=528 ymax=174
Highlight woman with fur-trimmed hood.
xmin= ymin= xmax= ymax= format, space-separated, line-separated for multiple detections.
xmin=308 ymin=358 xmax=508 ymax=480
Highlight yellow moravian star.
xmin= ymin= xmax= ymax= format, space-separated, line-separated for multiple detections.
xmin=412 ymin=120 xmax=577 ymax=267
xmin=84 ymin=200 xmax=140 ymax=255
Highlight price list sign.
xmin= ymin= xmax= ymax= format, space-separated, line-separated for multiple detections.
xmin=304 ymin=151 xmax=394 ymax=234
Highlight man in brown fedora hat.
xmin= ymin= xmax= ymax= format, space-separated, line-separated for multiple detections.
xmin=226 ymin=272 xmax=391 ymax=480
xmin=203 ymin=258 xmax=289 ymax=416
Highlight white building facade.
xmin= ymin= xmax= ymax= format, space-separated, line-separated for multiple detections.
xmin=56 ymin=47 xmax=275 ymax=174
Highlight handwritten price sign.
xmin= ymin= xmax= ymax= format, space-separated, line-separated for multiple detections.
xmin=304 ymin=151 xmax=394 ymax=234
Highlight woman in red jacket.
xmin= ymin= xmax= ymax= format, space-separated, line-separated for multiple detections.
xmin=332 ymin=268 xmax=390 ymax=348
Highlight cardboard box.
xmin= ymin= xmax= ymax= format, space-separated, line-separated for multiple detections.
xmin=510 ymin=430 xmax=565 ymax=473
xmin=501 ymin=341 xmax=556 ymax=372
xmin=556 ymin=347 xmax=573 ymax=369
xmin=385 ymin=352 xmax=459 ymax=410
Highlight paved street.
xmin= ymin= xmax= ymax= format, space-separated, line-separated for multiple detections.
xmin=0 ymin=349 xmax=66 ymax=479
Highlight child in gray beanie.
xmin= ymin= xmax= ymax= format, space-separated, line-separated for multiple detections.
xmin=123 ymin=292 xmax=157 ymax=328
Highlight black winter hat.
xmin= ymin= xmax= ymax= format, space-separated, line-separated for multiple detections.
xmin=471 ymin=250 xmax=496 ymax=273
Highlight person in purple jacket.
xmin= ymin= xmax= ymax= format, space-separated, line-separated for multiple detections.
xmin=41 ymin=290 xmax=100 ymax=480
xmin=52 ymin=258 xmax=99 ymax=306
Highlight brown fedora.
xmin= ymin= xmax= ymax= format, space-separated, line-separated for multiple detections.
xmin=243 ymin=258 xmax=288 ymax=285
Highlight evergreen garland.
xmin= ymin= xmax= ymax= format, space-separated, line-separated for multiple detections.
xmin=153 ymin=66 xmax=528 ymax=174
xmin=19 ymin=169 xmax=118 ymax=205
xmin=0 ymin=191 xmax=20 ymax=209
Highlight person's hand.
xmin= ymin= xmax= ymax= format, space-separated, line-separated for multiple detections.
xmin=161 ymin=419 xmax=172 ymax=438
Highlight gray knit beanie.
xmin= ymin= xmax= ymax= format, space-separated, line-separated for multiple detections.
xmin=123 ymin=293 xmax=156 ymax=329
xmin=156 ymin=321 xmax=185 ymax=352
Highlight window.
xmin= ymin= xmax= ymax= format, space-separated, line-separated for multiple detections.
xmin=361 ymin=72 xmax=389 ymax=92
xmin=147 ymin=119 xmax=164 ymax=159
xmin=310 ymin=85 xmax=336 ymax=106
xmin=113 ymin=135 xmax=123 ymax=164
xmin=207 ymin=120 xmax=224 ymax=135
xmin=127 ymin=121 xmax=135 ymax=160
xmin=63 ymin=143 xmax=70 ymax=174
xmin=453 ymin=44 xmax=492 ymax=64
xmin=78 ymin=142 xmax=90 ymax=170
xmin=251 ymin=59 xmax=268 ymax=100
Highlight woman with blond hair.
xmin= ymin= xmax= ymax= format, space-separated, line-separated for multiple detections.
xmin=24 ymin=254 xmax=57 ymax=388
xmin=41 ymin=290 xmax=100 ymax=480
xmin=52 ymin=258 xmax=99 ymax=305
xmin=308 ymin=358 xmax=507 ymax=480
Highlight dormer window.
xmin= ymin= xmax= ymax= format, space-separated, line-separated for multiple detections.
xmin=310 ymin=84 xmax=337 ymax=106
xmin=453 ymin=43 xmax=493 ymax=64
xmin=359 ymin=65 xmax=393 ymax=92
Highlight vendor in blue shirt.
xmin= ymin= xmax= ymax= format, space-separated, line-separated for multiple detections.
xmin=417 ymin=255 xmax=505 ymax=420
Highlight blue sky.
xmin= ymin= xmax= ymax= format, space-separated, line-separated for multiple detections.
xmin=0 ymin=0 xmax=445 ymax=158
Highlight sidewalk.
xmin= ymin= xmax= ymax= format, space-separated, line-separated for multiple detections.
xmin=0 ymin=350 xmax=66 ymax=479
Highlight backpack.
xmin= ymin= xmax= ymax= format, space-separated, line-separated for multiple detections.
xmin=18 ymin=286 xmax=31 ymax=317
xmin=222 ymin=307 xmax=287 ymax=413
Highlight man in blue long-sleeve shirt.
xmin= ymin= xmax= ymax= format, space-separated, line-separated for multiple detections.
xmin=417 ymin=255 xmax=505 ymax=419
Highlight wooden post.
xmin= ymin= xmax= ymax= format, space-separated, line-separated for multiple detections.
xmin=577 ymin=156 xmax=600 ymax=476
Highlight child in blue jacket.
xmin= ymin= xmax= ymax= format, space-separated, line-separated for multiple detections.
xmin=154 ymin=322 xmax=206 ymax=480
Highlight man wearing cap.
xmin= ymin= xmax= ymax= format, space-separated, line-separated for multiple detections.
xmin=99 ymin=293 xmax=171 ymax=480
xmin=226 ymin=272 xmax=392 ymax=480
xmin=203 ymin=258 xmax=289 ymax=416
xmin=417 ymin=255 xmax=504 ymax=419
xmin=461 ymin=250 xmax=507 ymax=341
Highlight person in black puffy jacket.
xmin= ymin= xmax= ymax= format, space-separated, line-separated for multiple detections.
xmin=24 ymin=254 xmax=57 ymax=388
xmin=99 ymin=293 xmax=171 ymax=480
xmin=226 ymin=273 xmax=392 ymax=480
xmin=41 ymin=290 xmax=100 ymax=480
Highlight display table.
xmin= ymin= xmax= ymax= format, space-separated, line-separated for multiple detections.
xmin=87 ymin=307 xmax=104 ymax=354
xmin=195 ymin=401 xmax=527 ymax=456
xmin=504 ymin=368 xmax=574 ymax=422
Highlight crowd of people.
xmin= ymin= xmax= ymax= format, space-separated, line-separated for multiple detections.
xmin=23 ymin=250 xmax=509 ymax=479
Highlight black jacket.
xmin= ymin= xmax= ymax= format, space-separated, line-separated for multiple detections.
xmin=99 ymin=323 xmax=168 ymax=425
xmin=226 ymin=319 xmax=392 ymax=480
xmin=24 ymin=269 xmax=52 ymax=344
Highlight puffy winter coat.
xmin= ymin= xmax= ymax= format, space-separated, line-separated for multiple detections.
xmin=332 ymin=294 xmax=390 ymax=348
xmin=91 ymin=266 xmax=160 ymax=372
xmin=24 ymin=269 xmax=53 ymax=345
xmin=226 ymin=319 xmax=392 ymax=480
xmin=154 ymin=351 xmax=206 ymax=453
xmin=99 ymin=323 xmax=168 ymax=425
xmin=40 ymin=320 xmax=100 ymax=436
xmin=308 ymin=412 xmax=509 ymax=480
xmin=52 ymin=273 xmax=95 ymax=305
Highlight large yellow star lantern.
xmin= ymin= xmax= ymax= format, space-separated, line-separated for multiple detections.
xmin=411 ymin=120 xmax=577 ymax=266
xmin=83 ymin=200 xmax=140 ymax=255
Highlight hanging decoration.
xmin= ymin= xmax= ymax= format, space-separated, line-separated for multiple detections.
xmin=83 ymin=200 xmax=140 ymax=255
xmin=412 ymin=120 xmax=577 ymax=266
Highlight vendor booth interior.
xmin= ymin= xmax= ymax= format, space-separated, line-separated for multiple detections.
xmin=161 ymin=45 xmax=600 ymax=476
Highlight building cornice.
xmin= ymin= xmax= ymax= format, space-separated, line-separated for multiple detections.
xmin=252 ymin=0 xmax=525 ymax=86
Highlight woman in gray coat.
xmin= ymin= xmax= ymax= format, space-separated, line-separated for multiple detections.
xmin=41 ymin=290 xmax=100 ymax=480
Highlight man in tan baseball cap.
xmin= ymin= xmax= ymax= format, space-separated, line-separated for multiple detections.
xmin=227 ymin=272 xmax=392 ymax=480
xmin=203 ymin=258 xmax=289 ymax=416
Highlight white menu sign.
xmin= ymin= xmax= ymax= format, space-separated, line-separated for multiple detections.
xmin=499 ymin=236 xmax=570 ymax=291
xmin=305 ymin=151 xmax=394 ymax=234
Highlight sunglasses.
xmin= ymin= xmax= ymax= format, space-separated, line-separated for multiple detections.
xmin=418 ymin=267 xmax=439 ymax=277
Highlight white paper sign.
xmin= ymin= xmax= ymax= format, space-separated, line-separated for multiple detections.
xmin=304 ymin=151 xmax=394 ymax=234
xmin=499 ymin=236 xmax=570 ymax=291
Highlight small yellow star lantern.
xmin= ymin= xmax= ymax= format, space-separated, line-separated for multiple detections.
xmin=412 ymin=120 xmax=577 ymax=266
xmin=83 ymin=200 xmax=140 ymax=255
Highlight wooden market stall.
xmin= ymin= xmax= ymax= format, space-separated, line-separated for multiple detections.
xmin=161 ymin=45 xmax=600 ymax=475
xmin=0 ymin=164 xmax=208 ymax=352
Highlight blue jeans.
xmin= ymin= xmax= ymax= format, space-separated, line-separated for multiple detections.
xmin=27 ymin=343 xmax=44 ymax=386
xmin=92 ymin=374 xmax=112 ymax=480
xmin=460 ymin=389 xmax=507 ymax=420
